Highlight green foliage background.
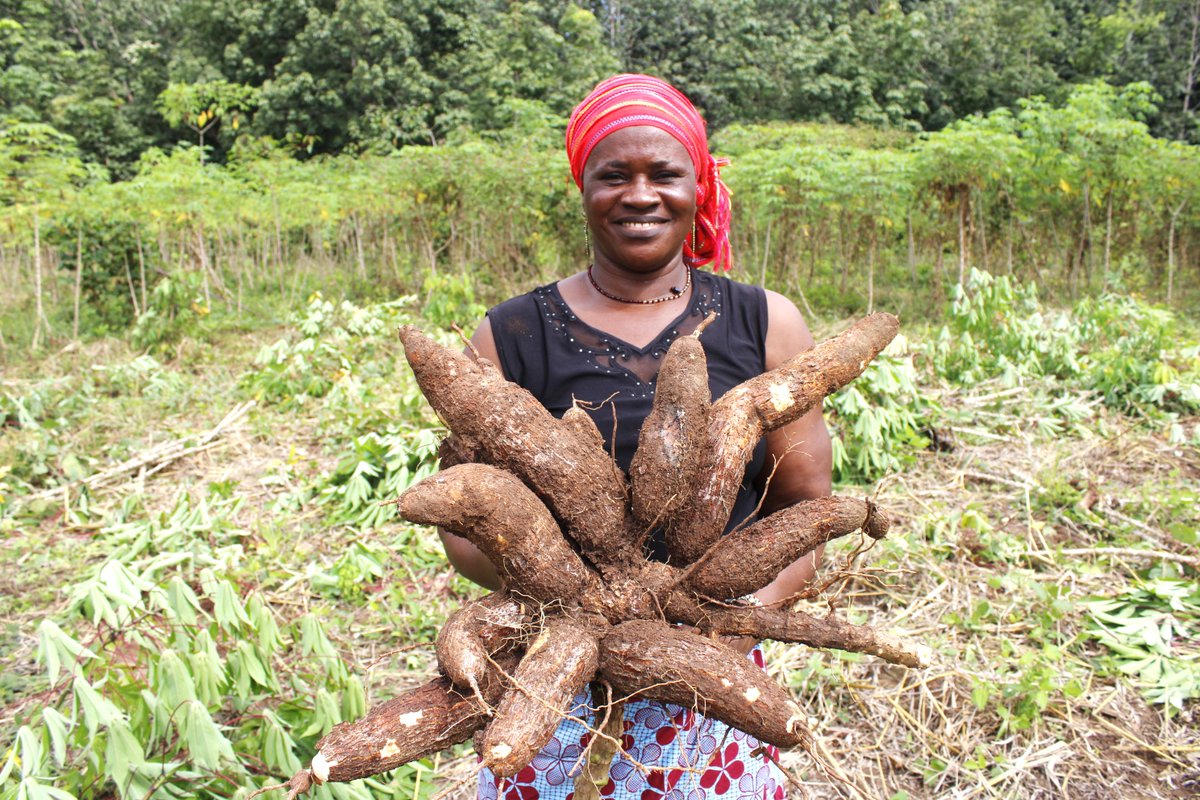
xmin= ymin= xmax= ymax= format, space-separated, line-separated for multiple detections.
xmin=5 ymin=0 xmax=1200 ymax=165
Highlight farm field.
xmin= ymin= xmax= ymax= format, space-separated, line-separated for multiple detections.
xmin=1 ymin=274 xmax=1197 ymax=800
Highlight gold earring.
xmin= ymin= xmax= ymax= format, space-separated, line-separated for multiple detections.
xmin=584 ymin=218 xmax=591 ymax=258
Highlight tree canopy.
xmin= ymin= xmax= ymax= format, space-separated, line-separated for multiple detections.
xmin=2 ymin=0 xmax=1198 ymax=171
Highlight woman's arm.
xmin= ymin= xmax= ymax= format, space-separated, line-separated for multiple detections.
xmin=751 ymin=291 xmax=834 ymax=604
xmin=436 ymin=317 xmax=504 ymax=591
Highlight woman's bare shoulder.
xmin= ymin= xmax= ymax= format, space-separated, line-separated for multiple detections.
xmin=468 ymin=315 xmax=503 ymax=366
xmin=762 ymin=289 xmax=815 ymax=370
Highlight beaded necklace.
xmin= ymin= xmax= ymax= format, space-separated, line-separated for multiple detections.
xmin=586 ymin=264 xmax=691 ymax=305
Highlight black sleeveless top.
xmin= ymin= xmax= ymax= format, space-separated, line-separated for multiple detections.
xmin=487 ymin=270 xmax=770 ymax=561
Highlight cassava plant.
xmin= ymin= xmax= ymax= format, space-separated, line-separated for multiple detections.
xmin=267 ymin=311 xmax=931 ymax=798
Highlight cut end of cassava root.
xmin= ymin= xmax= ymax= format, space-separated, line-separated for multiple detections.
xmin=268 ymin=313 xmax=934 ymax=798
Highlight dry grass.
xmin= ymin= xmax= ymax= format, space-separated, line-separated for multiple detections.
xmin=756 ymin=388 xmax=1200 ymax=799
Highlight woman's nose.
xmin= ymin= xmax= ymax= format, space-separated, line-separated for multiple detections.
xmin=622 ymin=174 xmax=659 ymax=206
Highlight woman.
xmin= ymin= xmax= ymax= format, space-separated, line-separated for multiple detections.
xmin=441 ymin=75 xmax=832 ymax=800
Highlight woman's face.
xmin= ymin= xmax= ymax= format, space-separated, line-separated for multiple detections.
xmin=581 ymin=126 xmax=697 ymax=275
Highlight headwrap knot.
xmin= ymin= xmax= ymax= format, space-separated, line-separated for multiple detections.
xmin=565 ymin=74 xmax=733 ymax=271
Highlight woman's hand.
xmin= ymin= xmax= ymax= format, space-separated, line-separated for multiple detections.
xmin=438 ymin=530 xmax=503 ymax=590
xmin=718 ymin=633 xmax=758 ymax=656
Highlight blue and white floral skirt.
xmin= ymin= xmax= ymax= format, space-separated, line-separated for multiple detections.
xmin=477 ymin=646 xmax=788 ymax=800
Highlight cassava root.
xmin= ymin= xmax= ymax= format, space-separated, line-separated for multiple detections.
xmin=665 ymin=313 xmax=900 ymax=564
xmin=399 ymin=325 xmax=640 ymax=576
xmin=599 ymin=620 xmax=810 ymax=749
xmin=629 ymin=313 xmax=714 ymax=532
xmin=684 ymin=496 xmax=889 ymax=600
xmin=400 ymin=464 xmax=604 ymax=603
xmin=481 ymin=615 xmax=603 ymax=776
xmin=273 ymin=312 xmax=933 ymax=797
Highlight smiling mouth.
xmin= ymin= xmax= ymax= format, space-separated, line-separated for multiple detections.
xmin=618 ymin=221 xmax=665 ymax=229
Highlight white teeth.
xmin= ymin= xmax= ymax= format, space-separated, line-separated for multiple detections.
xmin=620 ymin=221 xmax=661 ymax=229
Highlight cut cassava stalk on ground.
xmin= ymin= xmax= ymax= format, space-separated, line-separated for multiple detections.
xmin=270 ymin=313 xmax=931 ymax=797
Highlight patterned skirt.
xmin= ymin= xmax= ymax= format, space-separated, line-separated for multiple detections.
xmin=477 ymin=647 xmax=787 ymax=800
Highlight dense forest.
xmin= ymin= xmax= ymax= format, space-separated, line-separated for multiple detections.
xmin=4 ymin=0 xmax=1200 ymax=169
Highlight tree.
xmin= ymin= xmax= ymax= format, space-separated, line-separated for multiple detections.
xmin=0 ymin=121 xmax=85 ymax=347
xmin=1074 ymin=0 xmax=1200 ymax=143
xmin=430 ymin=2 xmax=617 ymax=138
xmin=157 ymin=80 xmax=259 ymax=162
xmin=918 ymin=0 xmax=1066 ymax=129
xmin=251 ymin=0 xmax=438 ymax=152
xmin=1 ymin=0 xmax=179 ymax=173
xmin=1015 ymin=81 xmax=1160 ymax=292
xmin=912 ymin=111 xmax=1025 ymax=286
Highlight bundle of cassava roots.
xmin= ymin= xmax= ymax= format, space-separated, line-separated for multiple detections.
xmin=272 ymin=312 xmax=931 ymax=798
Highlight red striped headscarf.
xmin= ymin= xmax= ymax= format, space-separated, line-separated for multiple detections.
xmin=566 ymin=74 xmax=733 ymax=271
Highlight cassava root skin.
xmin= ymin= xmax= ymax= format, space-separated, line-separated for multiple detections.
xmin=399 ymin=464 xmax=604 ymax=602
xmin=666 ymin=594 xmax=932 ymax=669
xmin=665 ymin=312 xmax=899 ymax=565
xmin=436 ymin=593 xmax=527 ymax=701
xmin=685 ymin=497 xmax=889 ymax=600
xmin=302 ymin=672 xmax=508 ymax=785
xmin=629 ymin=318 xmax=712 ymax=532
xmin=561 ymin=404 xmax=608 ymax=453
xmin=481 ymin=616 xmax=603 ymax=777
xmin=400 ymin=326 xmax=640 ymax=575
xmin=437 ymin=433 xmax=480 ymax=469
xmin=599 ymin=620 xmax=809 ymax=749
